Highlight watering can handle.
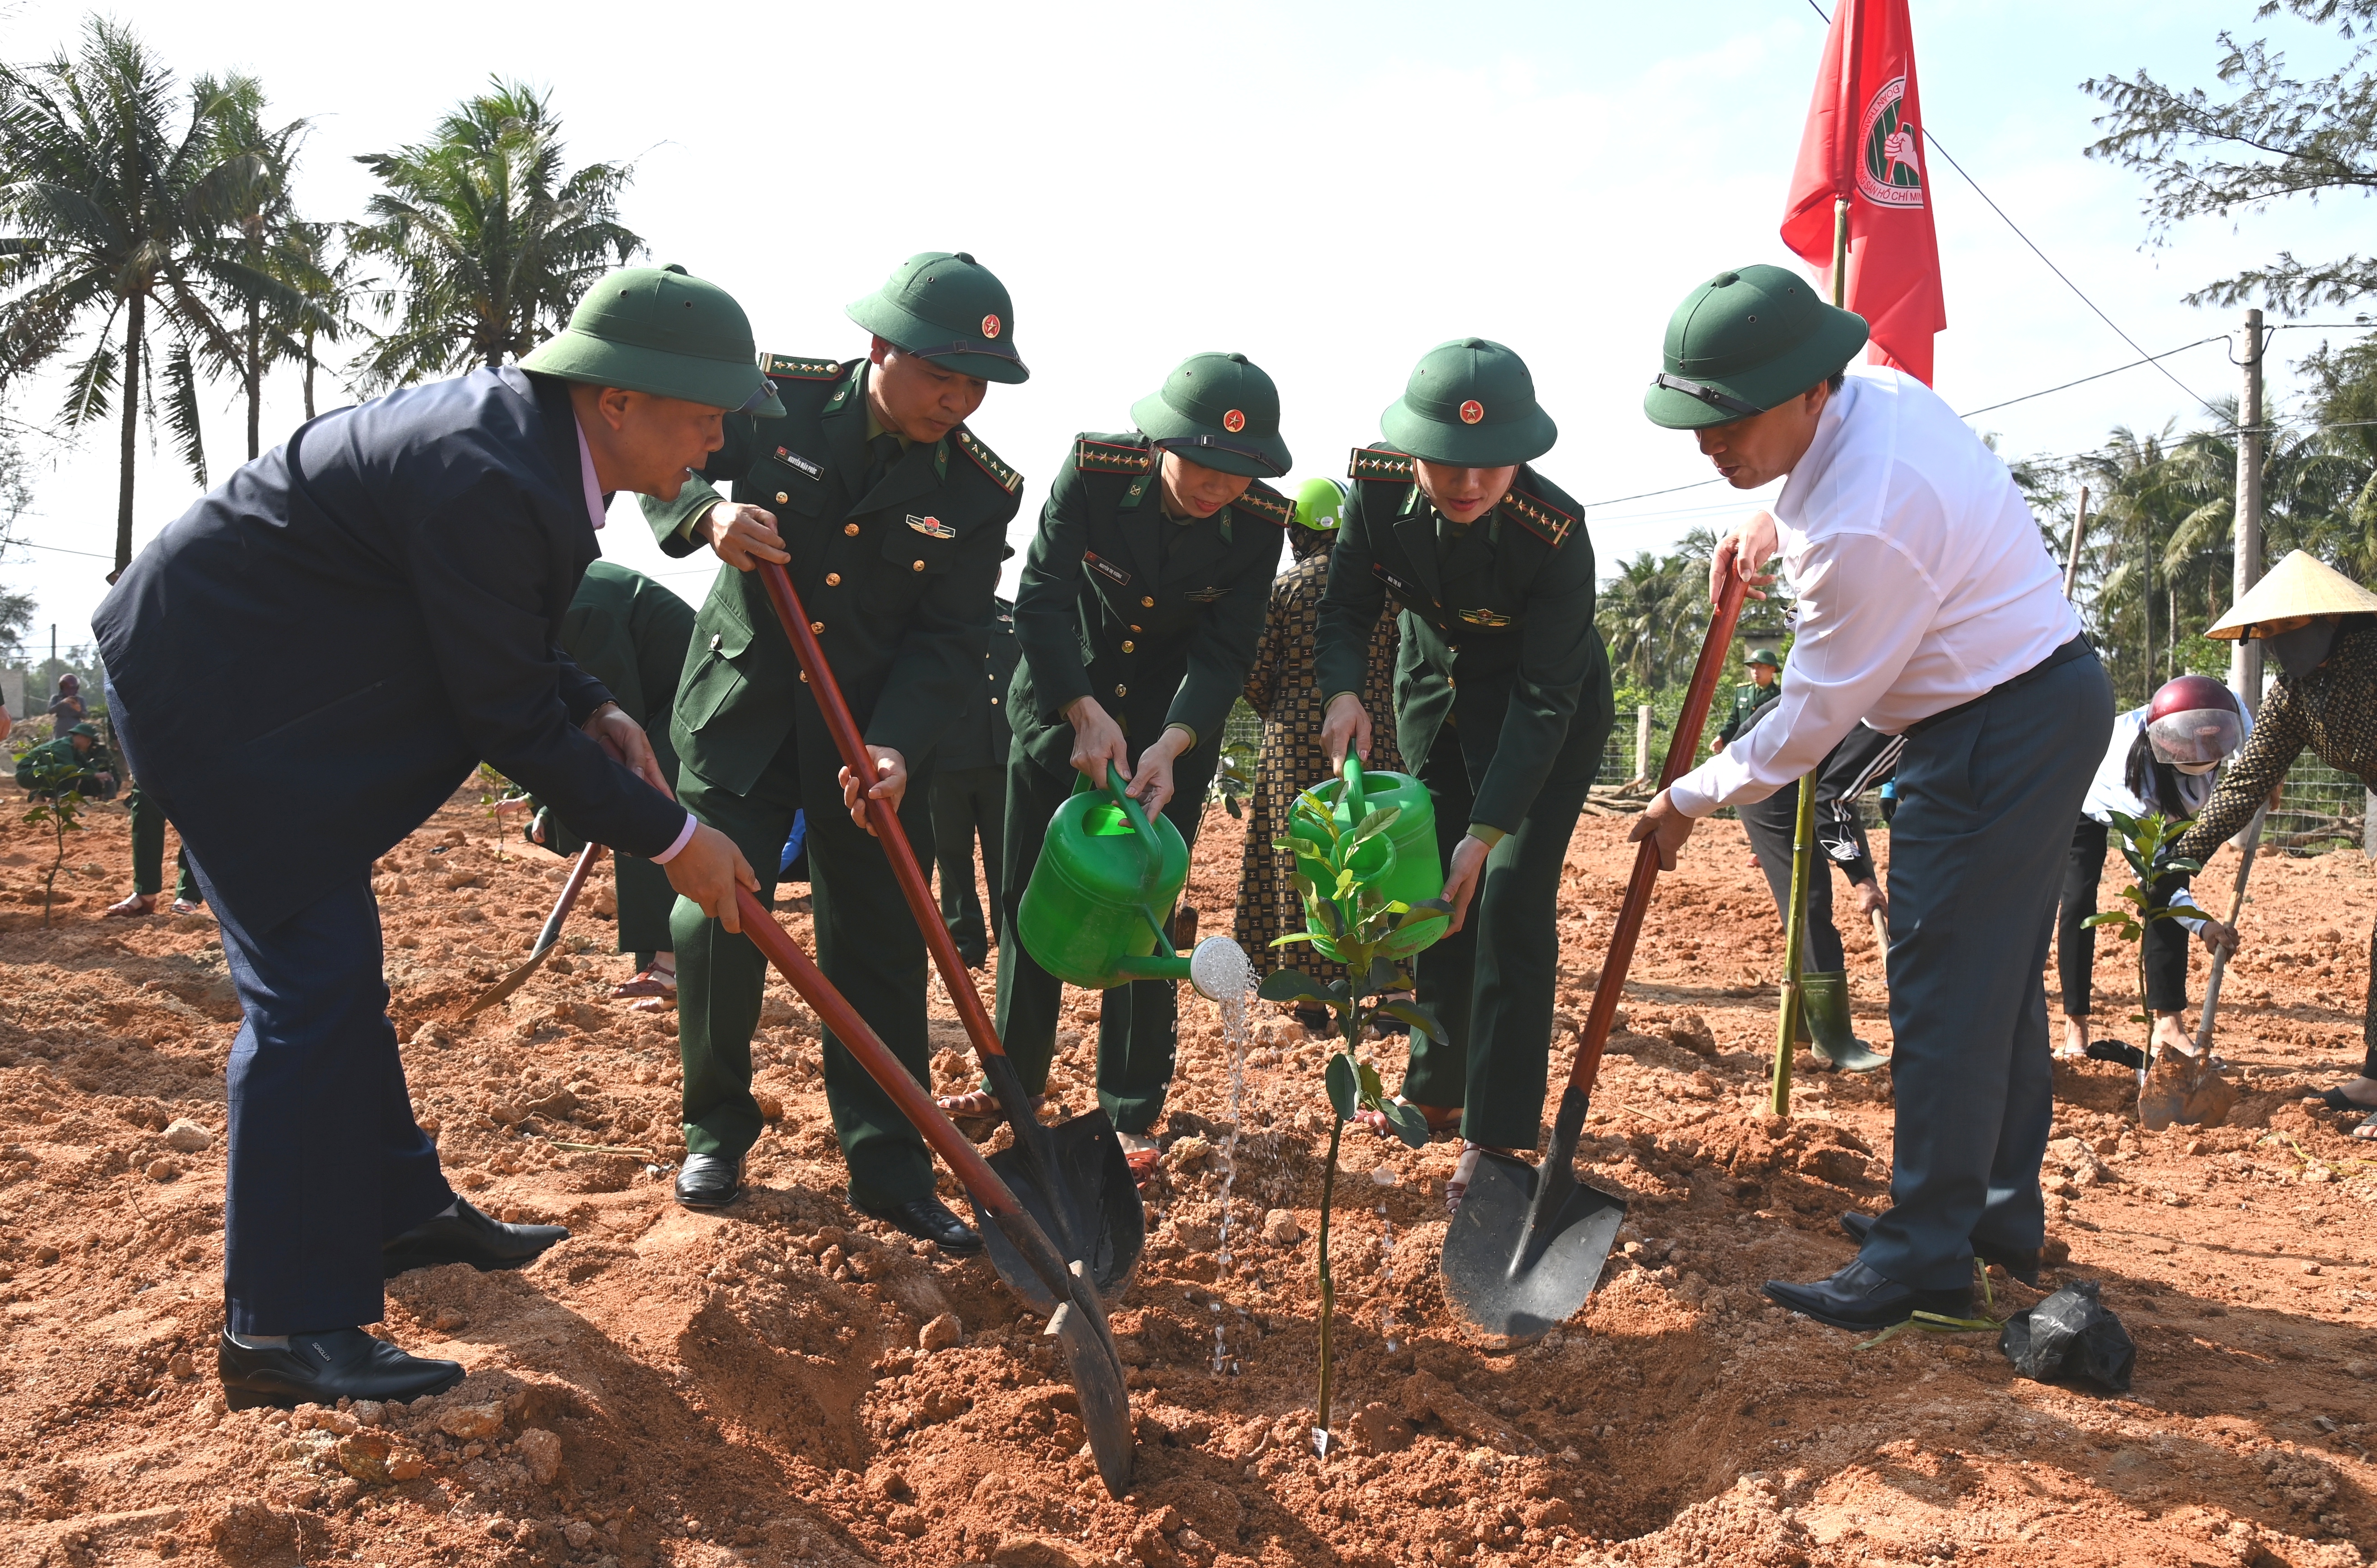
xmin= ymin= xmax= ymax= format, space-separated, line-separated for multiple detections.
xmin=1341 ymin=751 xmax=1365 ymax=820
xmin=1101 ymin=762 xmax=1165 ymax=864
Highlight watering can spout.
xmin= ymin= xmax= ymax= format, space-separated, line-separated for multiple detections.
xmin=1115 ymin=936 xmax=1256 ymax=1002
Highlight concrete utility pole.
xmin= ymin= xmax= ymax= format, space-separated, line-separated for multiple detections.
xmin=1635 ymin=704 xmax=1653 ymax=783
xmin=2062 ymin=485 xmax=2090 ymax=600
xmin=2233 ymin=308 xmax=2266 ymax=718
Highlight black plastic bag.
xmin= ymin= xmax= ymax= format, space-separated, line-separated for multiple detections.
xmin=1999 ymin=1279 xmax=2134 ymax=1392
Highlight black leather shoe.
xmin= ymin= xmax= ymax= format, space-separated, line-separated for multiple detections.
xmin=857 ymin=1194 xmax=983 ymax=1255
xmin=1763 ymin=1259 xmax=1973 ymax=1332
xmin=674 ymin=1152 xmax=744 ymax=1209
xmin=1839 ymin=1209 xmax=2042 ymax=1288
xmin=218 ymin=1328 xmax=463 ymax=1411
xmin=383 ymin=1199 xmax=567 ymax=1278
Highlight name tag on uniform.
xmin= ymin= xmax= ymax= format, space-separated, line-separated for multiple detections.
xmin=1186 ymin=586 xmax=1225 ymax=602
xmin=1372 ymin=562 xmax=1428 ymax=603
xmin=907 ymin=514 xmax=955 ymax=539
xmin=773 ymin=446 xmax=823 ymax=480
xmin=1085 ymin=551 xmax=1129 ymax=586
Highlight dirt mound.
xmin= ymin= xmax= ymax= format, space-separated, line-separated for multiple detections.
xmin=2 ymin=794 xmax=2376 ymax=1565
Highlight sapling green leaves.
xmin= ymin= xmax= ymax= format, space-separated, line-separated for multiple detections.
xmin=2081 ymin=810 xmax=2207 ymax=1038
xmin=19 ymin=753 xmax=86 ymax=928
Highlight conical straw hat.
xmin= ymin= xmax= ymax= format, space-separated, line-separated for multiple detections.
xmin=2206 ymin=550 xmax=2377 ymax=640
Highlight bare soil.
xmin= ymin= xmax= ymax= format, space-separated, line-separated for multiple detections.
xmin=2 ymin=786 xmax=2375 ymax=1568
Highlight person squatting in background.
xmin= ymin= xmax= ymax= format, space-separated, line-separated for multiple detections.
xmin=1234 ymin=476 xmax=1404 ymax=1037
xmin=2055 ymin=673 xmax=2247 ymax=1064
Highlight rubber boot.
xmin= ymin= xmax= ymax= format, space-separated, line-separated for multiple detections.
xmin=1800 ymin=971 xmax=1887 ymax=1073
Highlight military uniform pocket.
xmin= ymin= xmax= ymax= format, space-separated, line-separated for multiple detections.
xmin=676 ymin=614 xmax=756 ymax=734
xmin=861 ymin=522 xmax=959 ymax=616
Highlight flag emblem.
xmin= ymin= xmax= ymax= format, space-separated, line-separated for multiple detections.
xmin=1459 ymin=400 xmax=1484 ymax=425
xmin=981 ymin=314 xmax=1002 ymax=339
xmin=1222 ymin=409 xmax=1246 ymax=433
xmin=1857 ymin=76 xmax=1924 ymax=208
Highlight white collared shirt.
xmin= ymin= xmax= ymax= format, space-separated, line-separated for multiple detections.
xmin=1668 ymin=367 xmax=2081 ymax=817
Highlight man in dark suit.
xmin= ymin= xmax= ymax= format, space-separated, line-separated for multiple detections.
xmin=91 ymin=265 xmax=765 ymax=1410
xmin=931 ymin=596 xmax=1020 ymax=969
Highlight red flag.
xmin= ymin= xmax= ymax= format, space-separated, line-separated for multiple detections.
xmin=1780 ymin=0 xmax=1947 ymax=385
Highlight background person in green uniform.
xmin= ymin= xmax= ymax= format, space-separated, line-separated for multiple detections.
xmin=105 ymin=784 xmax=203 ymax=918
xmin=17 ymin=722 xmax=119 ymax=800
xmin=930 ymin=595 xmax=1020 ymax=969
xmin=641 ymin=252 xmax=1027 ymax=1246
xmin=518 ymin=559 xmax=698 ymax=1005
xmin=1314 ymin=338 xmax=1613 ymax=1212
xmin=978 ymin=353 xmax=1293 ymax=1182
xmin=1713 ymin=647 xmax=1780 ymax=750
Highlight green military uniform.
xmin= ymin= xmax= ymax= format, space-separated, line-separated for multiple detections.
xmin=1717 ymin=657 xmax=1781 ymax=747
xmin=527 ymin=560 xmax=698 ymax=963
xmin=17 ymin=724 xmax=119 ymax=801
xmin=130 ymin=783 xmax=201 ymax=904
xmin=999 ymin=353 xmax=1293 ymax=1134
xmin=931 ymin=596 xmax=1021 ymax=967
xmin=1312 ymin=339 xmax=1613 ymax=1153
xmin=642 ymin=252 xmax=1026 ymax=1213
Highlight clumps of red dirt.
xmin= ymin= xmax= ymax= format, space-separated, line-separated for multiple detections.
xmin=1 ymin=788 xmax=2377 ymax=1566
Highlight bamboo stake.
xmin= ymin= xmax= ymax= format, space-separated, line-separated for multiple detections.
xmin=2063 ymin=484 xmax=2090 ymax=600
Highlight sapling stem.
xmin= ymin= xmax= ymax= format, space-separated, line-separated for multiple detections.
xmin=1316 ymin=1085 xmax=1343 ymax=1445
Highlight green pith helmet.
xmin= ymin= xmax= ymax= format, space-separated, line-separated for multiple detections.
xmin=1380 ymin=337 xmax=1556 ymax=467
xmin=1643 ymin=264 xmax=1869 ymax=430
xmin=846 ymin=251 xmax=1028 ymax=385
xmin=1129 ymin=352 xmax=1290 ymax=477
xmin=1294 ymin=476 xmax=1350 ymax=531
xmin=520 ymin=264 xmax=783 ymax=416
xmin=66 ymin=722 xmax=99 ymax=739
xmin=1745 ymin=648 xmax=1781 ymax=670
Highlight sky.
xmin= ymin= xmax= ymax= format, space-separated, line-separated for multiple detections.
xmin=5 ymin=0 xmax=2371 ymax=659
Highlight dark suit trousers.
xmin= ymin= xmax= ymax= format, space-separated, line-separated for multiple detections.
xmin=1398 ymin=727 xmax=1592 ymax=1152
xmin=115 ymin=683 xmax=450 ymax=1333
xmin=1860 ymin=653 xmax=2113 ymax=1292
xmin=996 ymin=745 xmax=1216 ymax=1135
xmin=930 ymin=765 xmax=1006 ymax=964
xmin=208 ymin=869 xmax=452 ymax=1332
xmin=671 ymin=738 xmax=939 ymax=1210
xmin=1740 ymin=778 xmax=1846 ymax=974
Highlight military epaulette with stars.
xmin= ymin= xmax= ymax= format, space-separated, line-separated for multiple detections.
xmin=1075 ymin=436 xmax=1155 ymax=475
xmin=1230 ymin=481 xmax=1295 ymax=529
xmin=1348 ymin=445 xmax=1416 ymax=484
xmin=956 ymin=429 xmax=1023 ymax=495
xmin=1498 ymin=486 xmax=1577 ymax=549
xmin=760 ymin=352 xmax=843 ymax=381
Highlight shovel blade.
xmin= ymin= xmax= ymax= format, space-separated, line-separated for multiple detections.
xmin=1045 ymin=1266 xmax=1137 ymax=1498
xmin=1440 ymin=1150 xmax=1627 ymax=1342
xmin=976 ymin=1108 xmax=1144 ymax=1312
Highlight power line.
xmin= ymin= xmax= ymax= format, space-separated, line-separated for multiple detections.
xmin=1797 ymin=0 xmax=2224 ymax=419
xmin=1955 ymin=337 xmax=2225 ymax=418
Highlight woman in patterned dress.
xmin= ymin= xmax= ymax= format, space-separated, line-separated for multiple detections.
xmin=1235 ymin=477 xmax=1403 ymax=1030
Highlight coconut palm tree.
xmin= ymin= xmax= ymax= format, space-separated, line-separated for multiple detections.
xmin=1598 ymin=528 xmax=1720 ymax=691
xmin=349 ymin=81 xmax=642 ymax=388
xmin=200 ymin=74 xmax=317 ymax=460
xmin=0 ymin=18 xmax=260 ymax=571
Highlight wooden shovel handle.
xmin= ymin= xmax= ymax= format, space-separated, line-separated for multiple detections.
xmin=752 ymin=560 xmax=1013 ymax=1061
xmin=1563 ymin=564 xmax=1750 ymax=1097
xmin=733 ymin=886 xmax=1022 ymax=1218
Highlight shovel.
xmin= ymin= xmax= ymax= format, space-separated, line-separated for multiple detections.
xmin=732 ymin=886 xmax=1136 ymax=1496
xmin=751 ymin=563 xmax=1142 ymax=1311
xmin=2140 ymin=807 xmax=2264 ymax=1130
xmin=1441 ymin=564 xmax=1748 ymax=1341
xmin=456 ymin=841 xmax=604 ymax=1020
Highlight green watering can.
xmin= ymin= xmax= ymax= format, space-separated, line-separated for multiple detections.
xmin=1018 ymin=764 xmax=1254 ymax=1000
xmin=1290 ymin=753 xmax=1450 ymax=954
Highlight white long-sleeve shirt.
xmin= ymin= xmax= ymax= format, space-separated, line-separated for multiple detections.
xmin=1668 ymin=368 xmax=2082 ymax=818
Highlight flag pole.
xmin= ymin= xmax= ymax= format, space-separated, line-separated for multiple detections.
xmin=1771 ymin=199 xmax=1853 ymax=1117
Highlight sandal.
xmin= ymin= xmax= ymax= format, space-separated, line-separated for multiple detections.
xmin=2355 ymin=1113 xmax=2377 ymax=1142
xmin=1353 ymin=1098 xmax=1461 ymax=1141
xmin=1446 ymin=1142 xmax=1489 ymax=1215
xmin=170 ymin=899 xmax=207 ymax=917
xmin=2312 ymin=1086 xmax=2377 ymax=1114
xmin=1119 ymin=1131 xmax=1161 ymax=1188
xmin=936 ymin=1088 xmax=1047 ymax=1141
xmin=613 ymin=964 xmax=677 ymax=1000
xmin=102 ymin=893 xmax=156 ymax=919
xmin=628 ymin=994 xmax=676 ymax=1014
